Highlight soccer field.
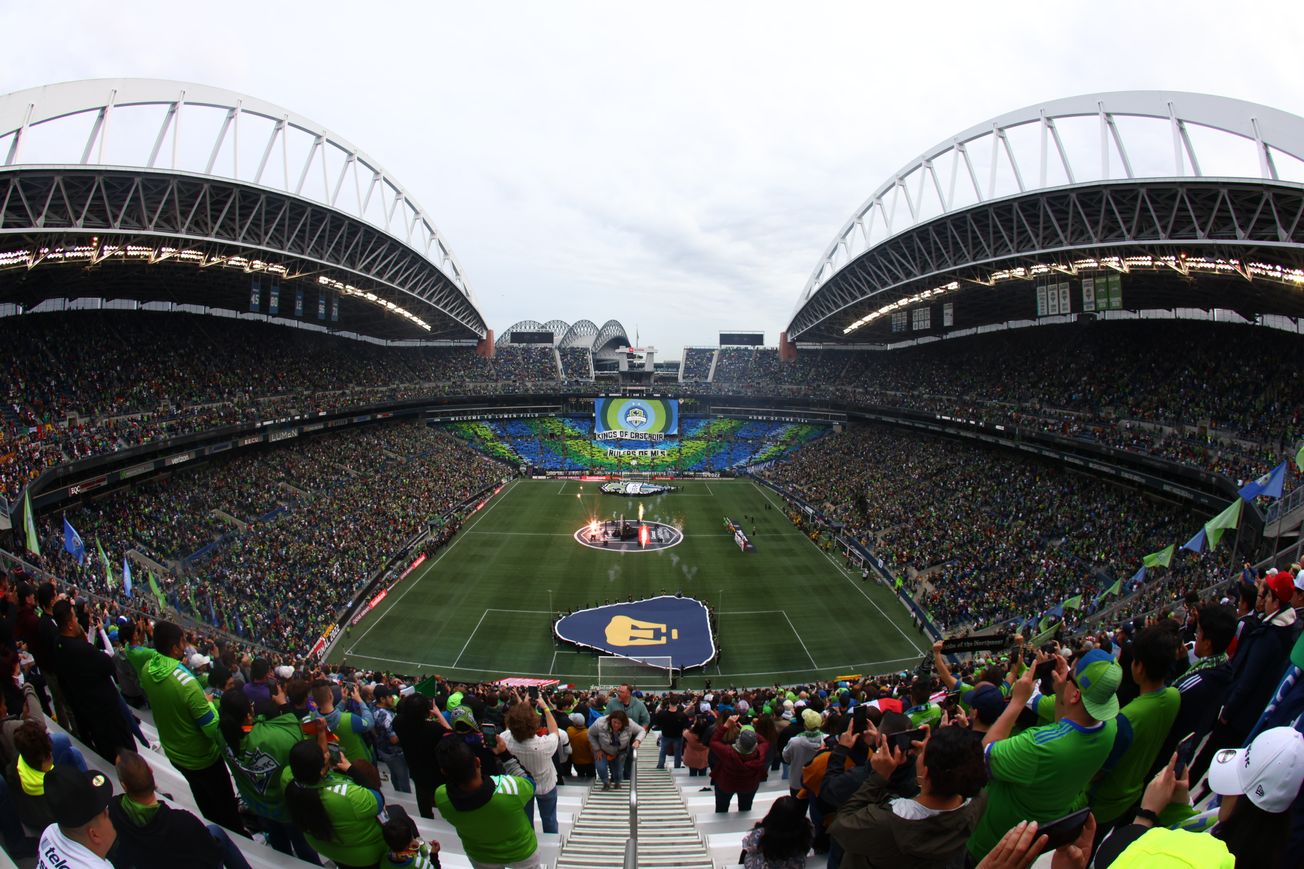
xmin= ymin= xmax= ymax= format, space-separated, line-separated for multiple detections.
xmin=333 ymin=479 xmax=928 ymax=688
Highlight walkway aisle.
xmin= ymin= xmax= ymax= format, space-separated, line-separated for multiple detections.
xmin=557 ymin=748 xmax=713 ymax=869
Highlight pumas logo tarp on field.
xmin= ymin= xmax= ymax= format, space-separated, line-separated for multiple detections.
xmin=554 ymin=595 xmax=714 ymax=669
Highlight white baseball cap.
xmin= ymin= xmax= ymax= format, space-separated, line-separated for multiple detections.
xmin=1294 ymin=570 xmax=1304 ymax=592
xmin=274 ymin=665 xmax=295 ymax=680
xmin=188 ymin=653 xmax=212 ymax=669
xmin=1209 ymin=726 xmax=1304 ymax=813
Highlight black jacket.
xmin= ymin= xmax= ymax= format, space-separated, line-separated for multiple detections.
xmin=1224 ymin=608 xmax=1299 ymax=735
xmin=108 ymin=796 xmax=223 ymax=868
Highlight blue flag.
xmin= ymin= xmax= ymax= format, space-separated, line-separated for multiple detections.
xmin=63 ymin=519 xmax=86 ymax=564
xmin=122 ymin=558 xmax=133 ymax=598
xmin=1238 ymin=462 xmax=1286 ymax=501
xmin=1181 ymin=528 xmax=1205 ymax=554
xmin=1131 ymin=565 xmax=1148 ymax=584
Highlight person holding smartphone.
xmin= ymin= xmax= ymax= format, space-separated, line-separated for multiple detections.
xmin=829 ymin=724 xmax=987 ymax=868
xmin=503 ymin=693 xmax=566 ymax=834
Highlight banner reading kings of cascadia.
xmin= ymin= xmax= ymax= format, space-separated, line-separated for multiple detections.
xmin=594 ymin=398 xmax=679 ymax=440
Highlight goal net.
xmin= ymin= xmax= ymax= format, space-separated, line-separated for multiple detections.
xmin=596 ymin=655 xmax=674 ymax=689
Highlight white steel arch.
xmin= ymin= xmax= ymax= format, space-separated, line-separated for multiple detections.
xmin=798 ymin=91 xmax=1304 ymax=309
xmin=0 ymin=78 xmax=473 ymax=301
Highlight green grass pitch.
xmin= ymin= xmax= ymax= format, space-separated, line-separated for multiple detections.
xmin=333 ymin=479 xmax=929 ymax=687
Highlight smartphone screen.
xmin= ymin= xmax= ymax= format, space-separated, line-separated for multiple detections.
xmin=1174 ymin=732 xmax=1198 ymax=777
xmin=888 ymin=727 xmax=927 ymax=754
xmin=1037 ymin=807 xmax=1091 ymax=852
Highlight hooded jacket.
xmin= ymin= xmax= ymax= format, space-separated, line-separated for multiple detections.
xmin=139 ymin=653 xmax=222 ymax=769
xmin=108 ymin=795 xmax=224 ymax=868
xmin=829 ymin=771 xmax=987 ymax=869
xmin=781 ymin=730 xmax=825 ymax=774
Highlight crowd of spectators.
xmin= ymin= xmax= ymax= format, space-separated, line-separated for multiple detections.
xmin=557 ymin=347 xmax=593 ymax=381
xmin=4 ymin=314 xmax=1301 ymax=506
xmin=761 ymin=422 xmax=1226 ymax=633
xmin=680 ymin=347 xmax=716 ymax=381
xmin=26 ymin=421 xmax=505 ymax=651
xmin=6 ymin=551 xmax=1304 ymax=869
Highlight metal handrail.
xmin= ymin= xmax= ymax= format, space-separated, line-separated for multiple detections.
xmin=622 ymin=746 xmax=638 ymax=869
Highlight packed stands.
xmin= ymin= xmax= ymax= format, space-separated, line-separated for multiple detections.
xmin=26 ymin=421 xmax=505 ymax=651
xmin=558 ymin=347 xmax=593 ymax=381
xmin=680 ymin=347 xmax=716 ymax=381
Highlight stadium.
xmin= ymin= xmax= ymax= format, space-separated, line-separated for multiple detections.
xmin=3 ymin=76 xmax=1304 ymax=869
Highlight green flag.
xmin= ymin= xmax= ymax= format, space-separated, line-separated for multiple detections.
xmin=187 ymin=586 xmax=200 ymax=617
xmin=147 ymin=570 xmax=166 ymax=611
xmin=1103 ymin=577 xmax=1122 ymax=597
xmin=96 ymin=538 xmax=115 ymax=590
xmin=1062 ymin=594 xmax=1083 ymax=611
xmin=1031 ymin=619 xmax=1059 ymax=646
xmin=1142 ymin=543 xmax=1176 ymax=569
xmin=1204 ymin=498 xmax=1244 ymax=551
xmin=1297 ymin=442 xmax=1304 ymax=471
xmin=22 ymin=490 xmax=40 ymax=557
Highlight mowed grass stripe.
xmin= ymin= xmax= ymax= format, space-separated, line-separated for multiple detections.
xmin=336 ymin=480 xmax=927 ymax=686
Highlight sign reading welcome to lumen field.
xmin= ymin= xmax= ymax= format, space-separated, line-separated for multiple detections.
xmin=554 ymin=595 xmax=714 ymax=669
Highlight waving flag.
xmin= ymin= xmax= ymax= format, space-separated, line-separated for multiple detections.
xmin=1239 ymin=462 xmax=1287 ymax=501
xmin=148 ymin=571 xmax=167 ymax=611
xmin=122 ymin=558 xmax=133 ymax=598
xmin=1062 ymin=594 xmax=1083 ymax=611
xmin=1142 ymin=544 xmax=1176 ymax=569
xmin=96 ymin=538 xmax=115 ymax=590
xmin=1181 ymin=528 xmax=1206 ymax=554
xmin=1204 ymin=498 xmax=1244 ymax=551
xmin=22 ymin=490 xmax=40 ymax=557
xmin=63 ymin=518 xmax=85 ymax=564
xmin=1131 ymin=565 xmax=1148 ymax=584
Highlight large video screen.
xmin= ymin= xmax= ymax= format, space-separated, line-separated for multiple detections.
xmin=594 ymin=398 xmax=679 ymax=441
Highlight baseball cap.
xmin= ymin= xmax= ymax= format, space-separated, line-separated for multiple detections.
xmin=962 ymin=683 xmax=1006 ymax=726
xmin=1267 ymin=572 xmax=1296 ymax=603
xmin=274 ymin=665 xmax=295 ymax=680
xmin=188 ymin=653 xmax=212 ymax=669
xmin=1073 ymin=649 xmax=1122 ymax=721
xmin=446 ymin=691 xmax=464 ymax=710
xmin=1208 ymin=726 xmax=1304 ymax=813
xmin=45 ymin=765 xmax=114 ymax=827
xmin=733 ymin=729 xmax=758 ymax=755
xmin=569 ymin=712 xmax=586 ymax=728
xmin=801 ymin=709 xmax=821 ymax=730
xmin=448 ymin=706 xmax=477 ymax=732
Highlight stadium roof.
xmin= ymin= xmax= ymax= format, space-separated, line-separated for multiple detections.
xmin=0 ymin=78 xmax=487 ymax=341
xmin=498 ymin=318 xmax=630 ymax=351
xmin=787 ymin=91 xmax=1304 ymax=344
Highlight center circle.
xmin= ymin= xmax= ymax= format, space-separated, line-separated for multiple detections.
xmin=574 ymin=519 xmax=683 ymax=552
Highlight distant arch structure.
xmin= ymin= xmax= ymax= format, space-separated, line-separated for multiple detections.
xmin=497 ymin=318 xmax=630 ymax=351
xmin=788 ymin=91 xmax=1304 ymax=342
xmin=0 ymin=78 xmax=485 ymax=339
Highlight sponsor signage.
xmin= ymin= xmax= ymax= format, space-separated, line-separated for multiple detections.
xmin=68 ymin=475 xmax=108 ymax=496
xmin=165 ymin=452 xmax=194 ymax=467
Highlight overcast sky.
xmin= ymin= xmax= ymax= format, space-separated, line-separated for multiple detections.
xmin=2 ymin=1 xmax=1301 ymax=356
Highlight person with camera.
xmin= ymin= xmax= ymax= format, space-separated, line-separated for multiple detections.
xmin=966 ymin=650 xmax=1121 ymax=863
xmin=283 ymin=737 xmax=387 ymax=869
xmin=709 ymin=714 xmax=769 ymax=813
xmin=829 ymin=723 xmax=987 ymax=869
xmin=503 ymin=693 xmax=565 ymax=834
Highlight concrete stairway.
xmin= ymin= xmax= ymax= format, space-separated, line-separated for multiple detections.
xmin=557 ymin=749 xmax=712 ymax=869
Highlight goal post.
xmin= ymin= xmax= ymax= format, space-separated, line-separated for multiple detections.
xmin=596 ymin=655 xmax=674 ymax=689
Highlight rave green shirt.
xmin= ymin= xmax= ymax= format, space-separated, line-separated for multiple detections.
xmin=278 ymin=768 xmax=387 ymax=867
xmin=968 ymin=715 xmax=1118 ymax=860
xmin=139 ymin=653 xmax=222 ymax=769
xmin=1091 ymin=687 xmax=1180 ymax=824
xmin=434 ymin=774 xmax=537 ymax=865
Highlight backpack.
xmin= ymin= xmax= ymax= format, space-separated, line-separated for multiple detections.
xmin=798 ymin=748 xmax=852 ymax=800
